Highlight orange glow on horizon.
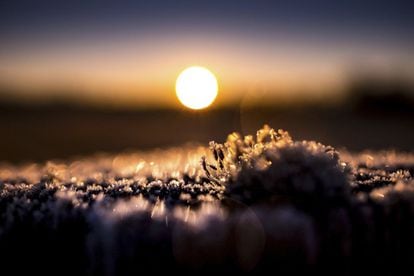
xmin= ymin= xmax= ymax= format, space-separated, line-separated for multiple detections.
xmin=0 ymin=32 xmax=407 ymax=108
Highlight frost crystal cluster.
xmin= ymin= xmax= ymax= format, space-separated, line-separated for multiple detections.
xmin=203 ymin=125 xmax=350 ymax=205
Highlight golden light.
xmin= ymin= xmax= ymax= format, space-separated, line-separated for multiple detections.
xmin=175 ymin=66 xmax=218 ymax=110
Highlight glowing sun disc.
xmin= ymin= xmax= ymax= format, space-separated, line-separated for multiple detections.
xmin=175 ymin=66 xmax=218 ymax=110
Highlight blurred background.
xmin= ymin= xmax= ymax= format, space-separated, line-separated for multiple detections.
xmin=0 ymin=0 xmax=413 ymax=163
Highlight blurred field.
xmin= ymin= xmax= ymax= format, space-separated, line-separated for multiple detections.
xmin=0 ymin=103 xmax=413 ymax=163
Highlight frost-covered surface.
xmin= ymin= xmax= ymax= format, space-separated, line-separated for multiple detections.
xmin=0 ymin=126 xmax=414 ymax=275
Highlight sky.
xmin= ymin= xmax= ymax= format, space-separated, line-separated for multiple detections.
xmin=0 ymin=0 xmax=413 ymax=107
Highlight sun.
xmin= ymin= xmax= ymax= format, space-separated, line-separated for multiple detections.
xmin=175 ymin=66 xmax=218 ymax=110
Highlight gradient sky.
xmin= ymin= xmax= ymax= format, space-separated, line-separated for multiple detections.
xmin=0 ymin=0 xmax=413 ymax=107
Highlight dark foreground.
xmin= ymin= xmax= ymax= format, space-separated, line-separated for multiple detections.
xmin=0 ymin=126 xmax=413 ymax=275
